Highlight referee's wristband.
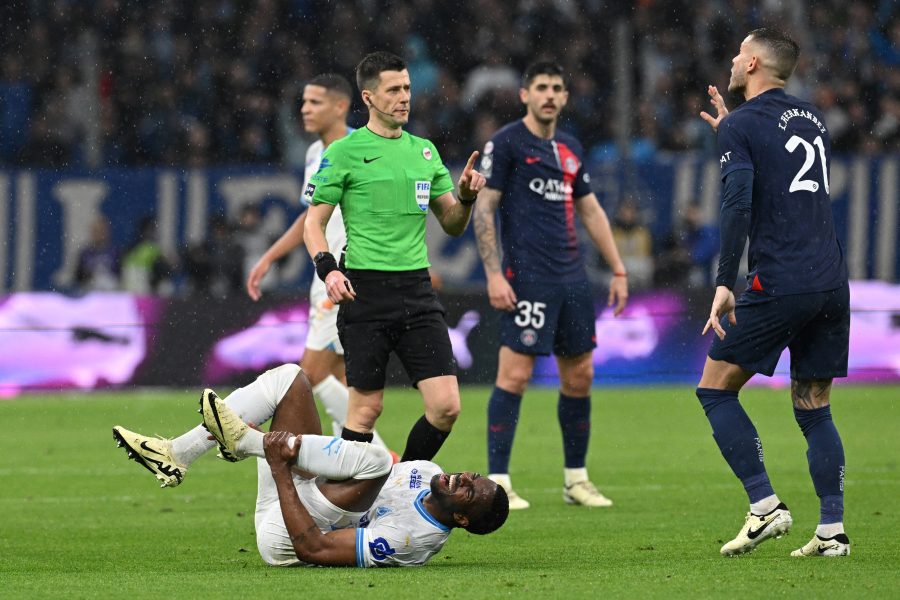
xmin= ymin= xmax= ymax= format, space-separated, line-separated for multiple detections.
xmin=314 ymin=252 xmax=339 ymax=282
xmin=459 ymin=194 xmax=478 ymax=207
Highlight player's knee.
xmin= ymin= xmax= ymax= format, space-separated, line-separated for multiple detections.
xmin=356 ymin=443 xmax=392 ymax=479
xmin=298 ymin=357 xmax=329 ymax=386
xmin=497 ymin=368 xmax=531 ymax=395
xmin=559 ymin=368 xmax=593 ymax=396
xmin=260 ymin=364 xmax=304 ymax=403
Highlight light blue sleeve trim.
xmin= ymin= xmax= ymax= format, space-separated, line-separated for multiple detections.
xmin=413 ymin=490 xmax=450 ymax=532
xmin=355 ymin=528 xmax=365 ymax=567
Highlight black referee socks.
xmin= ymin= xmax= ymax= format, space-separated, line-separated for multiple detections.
xmin=401 ymin=415 xmax=450 ymax=462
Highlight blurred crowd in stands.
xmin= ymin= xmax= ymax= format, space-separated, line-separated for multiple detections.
xmin=4 ymin=0 xmax=898 ymax=296
xmin=1 ymin=0 xmax=898 ymax=171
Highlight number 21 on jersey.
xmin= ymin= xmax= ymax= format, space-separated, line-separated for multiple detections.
xmin=785 ymin=134 xmax=829 ymax=194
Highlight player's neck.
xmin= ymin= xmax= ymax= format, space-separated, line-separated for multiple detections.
xmin=422 ymin=493 xmax=456 ymax=529
xmin=366 ymin=115 xmax=403 ymax=139
xmin=744 ymin=80 xmax=784 ymax=102
xmin=320 ymin=121 xmax=348 ymax=148
xmin=522 ymin=114 xmax=557 ymax=140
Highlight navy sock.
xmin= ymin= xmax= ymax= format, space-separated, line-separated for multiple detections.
xmin=558 ymin=393 xmax=591 ymax=469
xmin=696 ymin=387 xmax=775 ymax=503
xmin=487 ymin=387 xmax=523 ymax=474
xmin=794 ymin=405 xmax=845 ymax=524
xmin=401 ymin=415 xmax=450 ymax=462
xmin=340 ymin=427 xmax=373 ymax=443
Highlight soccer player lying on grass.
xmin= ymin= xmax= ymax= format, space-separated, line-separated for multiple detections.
xmin=112 ymin=364 xmax=508 ymax=567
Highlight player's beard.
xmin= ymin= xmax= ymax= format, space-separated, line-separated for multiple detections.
xmin=728 ymin=71 xmax=746 ymax=97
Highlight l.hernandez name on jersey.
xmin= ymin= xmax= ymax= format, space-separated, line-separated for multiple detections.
xmin=481 ymin=120 xmax=593 ymax=284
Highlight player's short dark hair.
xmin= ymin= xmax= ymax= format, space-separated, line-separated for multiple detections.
xmin=522 ymin=61 xmax=566 ymax=89
xmin=356 ymin=51 xmax=407 ymax=92
xmin=307 ymin=73 xmax=353 ymax=100
xmin=747 ymin=28 xmax=800 ymax=81
xmin=464 ymin=485 xmax=509 ymax=535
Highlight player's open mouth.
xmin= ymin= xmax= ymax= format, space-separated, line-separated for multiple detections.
xmin=443 ymin=473 xmax=458 ymax=492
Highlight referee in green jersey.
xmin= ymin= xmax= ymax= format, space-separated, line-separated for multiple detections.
xmin=303 ymin=51 xmax=485 ymax=461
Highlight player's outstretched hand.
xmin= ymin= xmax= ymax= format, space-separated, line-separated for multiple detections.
xmin=486 ymin=272 xmax=517 ymax=312
xmin=264 ymin=430 xmax=300 ymax=467
xmin=325 ymin=270 xmax=356 ymax=304
xmin=699 ymin=85 xmax=729 ymax=132
xmin=246 ymin=258 xmax=271 ymax=301
xmin=702 ymin=285 xmax=737 ymax=340
xmin=458 ymin=150 xmax=486 ymax=203
xmin=608 ymin=275 xmax=629 ymax=317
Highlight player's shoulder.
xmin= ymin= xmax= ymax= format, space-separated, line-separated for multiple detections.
xmin=402 ymin=130 xmax=438 ymax=150
xmin=491 ymin=120 xmax=527 ymax=145
xmin=553 ymin=127 xmax=585 ymax=154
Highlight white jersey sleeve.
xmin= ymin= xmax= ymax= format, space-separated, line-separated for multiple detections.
xmin=354 ymin=461 xmax=452 ymax=567
xmin=302 ymin=136 xmax=347 ymax=257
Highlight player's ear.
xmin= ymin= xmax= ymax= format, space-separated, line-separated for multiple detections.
xmin=519 ymin=87 xmax=529 ymax=105
xmin=452 ymin=512 xmax=469 ymax=528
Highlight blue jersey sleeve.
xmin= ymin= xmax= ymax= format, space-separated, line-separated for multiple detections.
xmin=481 ymin=133 xmax=513 ymax=191
xmin=717 ymin=113 xmax=754 ymax=180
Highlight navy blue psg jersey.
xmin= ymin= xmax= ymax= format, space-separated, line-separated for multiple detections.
xmin=481 ymin=120 xmax=593 ymax=283
xmin=718 ymin=88 xmax=847 ymax=295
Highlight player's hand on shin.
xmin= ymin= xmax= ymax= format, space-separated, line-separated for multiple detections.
xmin=263 ymin=430 xmax=300 ymax=467
xmin=486 ymin=272 xmax=517 ymax=311
xmin=324 ymin=270 xmax=356 ymax=304
xmin=458 ymin=150 xmax=486 ymax=202
xmin=246 ymin=258 xmax=271 ymax=301
xmin=608 ymin=275 xmax=629 ymax=316
xmin=702 ymin=285 xmax=736 ymax=340
xmin=699 ymin=85 xmax=730 ymax=132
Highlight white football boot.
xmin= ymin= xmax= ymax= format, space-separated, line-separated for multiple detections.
xmin=112 ymin=426 xmax=186 ymax=488
xmin=488 ymin=474 xmax=530 ymax=510
xmin=720 ymin=502 xmax=792 ymax=556
xmin=791 ymin=533 xmax=851 ymax=557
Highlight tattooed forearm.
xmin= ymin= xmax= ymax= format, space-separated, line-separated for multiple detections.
xmin=791 ymin=379 xmax=833 ymax=409
xmin=473 ymin=195 xmax=502 ymax=274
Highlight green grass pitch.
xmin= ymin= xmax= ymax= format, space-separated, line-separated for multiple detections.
xmin=2 ymin=384 xmax=898 ymax=598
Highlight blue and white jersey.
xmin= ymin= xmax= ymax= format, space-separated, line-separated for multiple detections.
xmin=355 ymin=461 xmax=451 ymax=568
xmin=480 ymin=120 xmax=593 ymax=284
xmin=301 ymin=131 xmax=351 ymax=258
xmin=717 ymin=89 xmax=847 ymax=295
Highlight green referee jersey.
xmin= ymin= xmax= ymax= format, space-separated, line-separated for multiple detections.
xmin=305 ymin=127 xmax=454 ymax=271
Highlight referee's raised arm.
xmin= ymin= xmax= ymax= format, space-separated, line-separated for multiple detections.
xmin=429 ymin=150 xmax=486 ymax=237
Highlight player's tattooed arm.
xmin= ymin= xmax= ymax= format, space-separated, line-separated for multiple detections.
xmin=473 ymin=187 xmax=503 ymax=274
xmin=791 ymin=379 xmax=833 ymax=410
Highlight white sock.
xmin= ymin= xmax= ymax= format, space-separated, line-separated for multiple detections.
xmin=313 ymin=375 xmax=349 ymax=426
xmin=750 ymin=494 xmax=781 ymax=515
xmin=170 ymin=364 xmax=301 ymax=466
xmin=816 ymin=522 xmax=844 ymax=538
xmin=488 ymin=473 xmax=513 ymax=490
xmin=241 ymin=433 xmax=391 ymax=480
xmin=313 ymin=374 xmax=389 ymax=450
xmin=564 ymin=467 xmax=589 ymax=487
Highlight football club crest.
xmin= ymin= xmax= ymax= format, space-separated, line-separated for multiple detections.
xmin=484 ymin=141 xmax=494 ymax=155
xmin=422 ymin=147 xmax=432 ymax=160
xmin=520 ymin=328 xmax=538 ymax=347
xmin=565 ymin=157 xmax=577 ymax=174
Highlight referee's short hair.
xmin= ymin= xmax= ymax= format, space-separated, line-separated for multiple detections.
xmin=356 ymin=51 xmax=407 ymax=92
xmin=308 ymin=73 xmax=353 ymax=100
xmin=522 ymin=60 xmax=566 ymax=89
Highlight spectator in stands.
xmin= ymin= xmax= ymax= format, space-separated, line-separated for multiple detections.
xmin=610 ymin=199 xmax=654 ymax=290
xmin=75 ymin=216 xmax=120 ymax=292
xmin=121 ymin=216 xmax=176 ymax=295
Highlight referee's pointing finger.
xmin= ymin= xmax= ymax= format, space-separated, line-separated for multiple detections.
xmin=464 ymin=150 xmax=479 ymax=173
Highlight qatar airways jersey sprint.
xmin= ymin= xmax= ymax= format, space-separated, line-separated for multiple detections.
xmin=354 ymin=461 xmax=451 ymax=567
xmin=481 ymin=120 xmax=593 ymax=284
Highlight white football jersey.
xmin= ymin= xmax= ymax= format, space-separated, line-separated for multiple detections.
xmin=302 ymin=135 xmax=347 ymax=258
xmin=354 ymin=461 xmax=452 ymax=567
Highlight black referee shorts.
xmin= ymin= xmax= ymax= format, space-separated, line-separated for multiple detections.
xmin=337 ymin=268 xmax=456 ymax=390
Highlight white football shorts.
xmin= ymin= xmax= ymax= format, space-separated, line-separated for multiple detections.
xmin=254 ymin=458 xmax=364 ymax=566
xmin=305 ymin=278 xmax=343 ymax=354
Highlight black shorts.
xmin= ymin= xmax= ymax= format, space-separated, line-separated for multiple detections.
xmin=708 ymin=282 xmax=850 ymax=379
xmin=337 ymin=269 xmax=456 ymax=390
xmin=499 ymin=280 xmax=597 ymax=356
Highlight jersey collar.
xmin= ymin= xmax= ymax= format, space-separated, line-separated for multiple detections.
xmin=414 ymin=490 xmax=450 ymax=532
